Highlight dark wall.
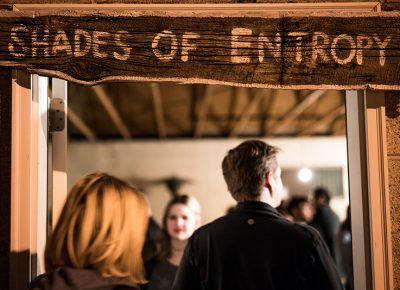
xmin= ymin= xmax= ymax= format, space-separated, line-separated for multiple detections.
xmin=0 ymin=68 xmax=12 ymax=290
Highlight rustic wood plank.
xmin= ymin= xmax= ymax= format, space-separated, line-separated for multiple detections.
xmin=0 ymin=11 xmax=399 ymax=89
xmin=150 ymin=83 xmax=167 ymax=138
xmin=92 ymin=85 xmax=131 ymax=139
xmin=67 ymin=106 xmax=97 ymax=141
xmin=11 ymin=3 xmax=382 ymax=13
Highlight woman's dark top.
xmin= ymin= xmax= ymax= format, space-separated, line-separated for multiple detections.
xmin=145 ymin=259 xmax=178 ymax=290
xmin=28 ymin=267 xmax=139 ymax=290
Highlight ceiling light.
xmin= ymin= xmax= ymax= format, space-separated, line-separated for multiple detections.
xmin=298 ymin=168 xmax=313 ymax=183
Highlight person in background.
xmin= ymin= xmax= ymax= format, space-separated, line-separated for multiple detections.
xmin=142 ymin=216 xmax=163 ymax=262
xmin=287 ymin=196 xmax=314 ymax=224
xmin=339 ymin=206 xmax=353 ymax=290
xmin=310 ymin=187 xmax=341 ymax=262
xmin=145 ymin=194 xmax=201 ymax=290
xmin=276 ymin=199 xmax=294 ymax=221
xmin=28 ymin=173 xmax=149 ymax=290
xmin=142 ymin=193 xmax=163 ymax=263
xmin=172 ymin=140 xmax=343 ymax=290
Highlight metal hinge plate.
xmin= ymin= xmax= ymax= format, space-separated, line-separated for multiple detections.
xmin=49 ymin=98 xmax=65 ymax=133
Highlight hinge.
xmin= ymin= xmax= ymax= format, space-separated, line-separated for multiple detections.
xmin=49 ymin=98 xmax=65 ymax=133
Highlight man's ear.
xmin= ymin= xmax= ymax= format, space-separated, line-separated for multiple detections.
xmin=264 ymin=172 xmax=274 ymax=194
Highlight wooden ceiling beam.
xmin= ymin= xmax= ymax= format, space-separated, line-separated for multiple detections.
xmin=194 ymin=85 xmax=213 ymax=138
xmin=299 ymin=104 xmax=345 ymax=135
xmin=150 ymin=83 xmax=167 ymax=138
xmin=229 ymin=88 xmax=266 ymax=138
xmin=333 ymin=118 xmax=347 ymax=135
xmin=227 ymin=86 xmax=238 ymax=132
xmin=262 ymin=89 xmax=276 ymax=136
xmin=92 ymin=85 xmax=131 ymax=139
xmin=67 ymin=106 xmax=97 ymax=141
xmin=268 ymin=90 xmax=326 ymax=135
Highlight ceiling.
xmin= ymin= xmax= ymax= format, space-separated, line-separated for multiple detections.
xmin=67 ymin=82 xmax=346 ymax=141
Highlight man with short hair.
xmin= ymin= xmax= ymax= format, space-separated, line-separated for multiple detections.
xmin=172 ymin=140 xmax=343 ymax=290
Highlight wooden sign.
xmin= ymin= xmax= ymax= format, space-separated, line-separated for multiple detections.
xmin=1 ymin=10 xmax=400 ymax=89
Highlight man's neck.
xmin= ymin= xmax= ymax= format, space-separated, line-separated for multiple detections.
xmin=255 ymin=188 xmax=275 ymax=207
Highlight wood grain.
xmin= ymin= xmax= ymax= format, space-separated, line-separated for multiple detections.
xmin=0 ymin=11 xmax=399 ymax=89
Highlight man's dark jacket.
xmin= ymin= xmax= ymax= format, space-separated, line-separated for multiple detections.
xmin=172 ymin=201 xmax=343 ymax=290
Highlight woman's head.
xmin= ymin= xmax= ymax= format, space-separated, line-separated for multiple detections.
xmin=45 ymin=173 xmax=149 ymax=283
xmin=158 ymin=195 xmax=201 ymax=259
xmin=164 ymin=195 xmax=201 ymax=241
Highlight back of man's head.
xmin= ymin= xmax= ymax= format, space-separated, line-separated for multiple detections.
xmin=222 ymin=140 xmax=279 ymax=202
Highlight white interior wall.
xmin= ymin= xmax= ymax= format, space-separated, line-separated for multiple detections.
xmin=67 ymin=137 xmax=348 ymax=224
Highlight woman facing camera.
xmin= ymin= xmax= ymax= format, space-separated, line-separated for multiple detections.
xmin=145 ymin=195 xmax=201 ymax=290
xmin=28 ymin=173 xmax=149 ymax=290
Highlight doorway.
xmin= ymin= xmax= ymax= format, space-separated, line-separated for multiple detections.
xmin=6 ymin=2 xmax=392 ymax=289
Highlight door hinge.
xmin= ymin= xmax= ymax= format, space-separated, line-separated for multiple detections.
xmin=49 ymin=98 xmax=65 ymax=133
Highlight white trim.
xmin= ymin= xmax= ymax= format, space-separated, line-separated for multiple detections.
xmin=346 ymin=91 xmax=394 ymax=290
xmin=11 ymin=71 xmax=50 ymax=286
xmin=32 ymin=75 xmax=49 ymax=275
xmin=346 ymin=91 xmax=372 ymax=290
xmin=50 ymin=78 xmax=68 ymax=228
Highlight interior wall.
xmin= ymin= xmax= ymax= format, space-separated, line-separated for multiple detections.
xmin=68 ymin=137 xmax=348 ymax=225
xmin=385 ymin=91 xmax=400 ymax=290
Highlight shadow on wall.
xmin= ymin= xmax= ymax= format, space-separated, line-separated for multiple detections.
xmin=10 ymin=251 xmax=37 ymax=290
xmin=385 ymin=91 xmax=400 ymax=118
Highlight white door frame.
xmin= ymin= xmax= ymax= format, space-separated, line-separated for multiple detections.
xmin=10 ymin=72 xmax=68 ymax=287
xmin=346 ymin=91 xmax=393 ymax=290
xmin=10 ymin=72 xmax=49 ymax=288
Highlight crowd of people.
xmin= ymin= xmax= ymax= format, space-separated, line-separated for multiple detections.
xmin=28 ymin=140 xmax=352 ymax=290
xmin=278 ymin=188 xmax=353 ymax=290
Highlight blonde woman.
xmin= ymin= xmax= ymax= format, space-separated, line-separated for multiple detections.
xmin=145 ymin=194 xmax=201 ymax=290
xmin=28 ymin=173 xmax=149 ymax=290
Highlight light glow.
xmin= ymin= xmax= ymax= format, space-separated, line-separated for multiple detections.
xmin=298 ymin=168 xmax=313 ymax=183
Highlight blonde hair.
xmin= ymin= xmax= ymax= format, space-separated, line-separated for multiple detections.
xmin=45 ymin=173 xmax=149 ymax=283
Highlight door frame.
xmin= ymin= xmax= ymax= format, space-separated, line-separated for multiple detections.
xmin=8 ymin=3 xmax=392 ymax=290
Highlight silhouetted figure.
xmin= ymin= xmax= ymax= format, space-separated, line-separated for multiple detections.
xmin=310 ymin=187 xmax=340 ymax=262
xmin=142 ymin=217 xmax=163 ymax=263
xmin=276 ymin=200 xmax=294 ymax=221
xmin=339 ymin=206 xmax=353 ymax=290
xmin=287 ymin=196 xmax=314 ymax=224
xmin=172 ymin=140 xmax=343 ymax=290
